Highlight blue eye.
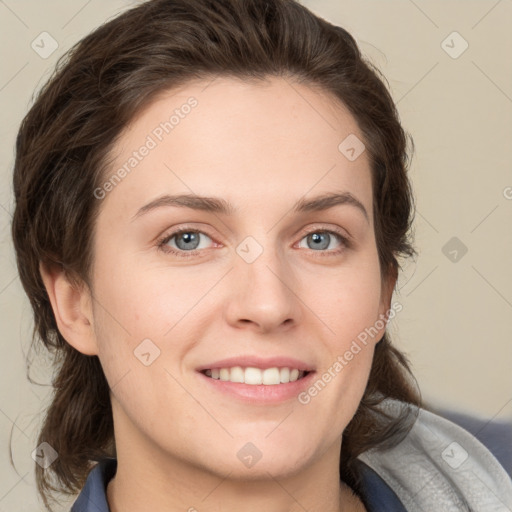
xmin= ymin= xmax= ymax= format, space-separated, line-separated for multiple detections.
xmin=157 ymin=228 xmax=350 ymax=258
xmin=297 ymin=231 xmax=347 ymax=253
xmin=158 ymin=229 xmax=213 ymax=257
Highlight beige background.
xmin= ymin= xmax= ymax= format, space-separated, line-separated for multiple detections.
xmin=1 ymin=0 xmax=511 ymax=509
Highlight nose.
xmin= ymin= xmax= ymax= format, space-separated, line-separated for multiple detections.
xmin=223 ymin=242 xmax=302 ymax=334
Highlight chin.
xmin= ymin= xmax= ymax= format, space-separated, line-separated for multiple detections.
xmin=197 ymin=436 xmax=318 ymax=480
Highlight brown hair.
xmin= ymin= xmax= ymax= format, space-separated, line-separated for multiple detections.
xmin=11 ymin=0 xmax=420 ymax=509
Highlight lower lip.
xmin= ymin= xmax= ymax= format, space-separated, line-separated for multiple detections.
xmin=197 ymin=371 xmax=316 ymax=404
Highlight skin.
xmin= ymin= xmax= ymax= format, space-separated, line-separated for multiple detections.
xmin=41 ymin=76 xmax=396 ymax=512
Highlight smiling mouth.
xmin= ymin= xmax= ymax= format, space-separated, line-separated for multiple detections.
xmin=201 ymin=366 xmax=311 ymax=385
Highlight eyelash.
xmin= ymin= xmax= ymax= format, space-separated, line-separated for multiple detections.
xmin=156 ymin=226 xmax=351 ymax=259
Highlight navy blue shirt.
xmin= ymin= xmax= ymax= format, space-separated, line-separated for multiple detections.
xmin=71 ymin=458 xmax=407 ymax=511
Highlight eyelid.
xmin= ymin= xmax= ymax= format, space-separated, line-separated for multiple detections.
xmin=295 ymin=223 xmax=352 ymax=242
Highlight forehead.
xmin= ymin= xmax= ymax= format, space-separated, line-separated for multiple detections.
xmin=99 ymin=75 xmax=373 ymax=221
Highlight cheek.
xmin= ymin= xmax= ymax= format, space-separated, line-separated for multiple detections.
xmin=92 ymin=252 xmax=199 ymax=336
xmin=311 ymin=256 xmax=383 ymax=346
xmin=89 ymin=256 xmax=214 ymax=396
xmin=301 ymin=253 xmax=382 ymax=409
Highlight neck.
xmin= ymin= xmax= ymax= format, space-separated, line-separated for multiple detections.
xmin=107 ymin=469 xmax=365 ymax=512
xmin=106 ymin=398 xmax=366 ymax=512
xmin=107 ymin=440 xmax=366 ymax=512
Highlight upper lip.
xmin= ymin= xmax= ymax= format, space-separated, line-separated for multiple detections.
xmin=196 ymin=356 xmax=315 ymax=372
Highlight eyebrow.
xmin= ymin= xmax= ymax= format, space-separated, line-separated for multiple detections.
xmin=132 ymin=191 xmax=369 ymax=223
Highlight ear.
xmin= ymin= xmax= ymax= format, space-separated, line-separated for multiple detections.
xmin=39 ymin=261 xmax=98 ymax=356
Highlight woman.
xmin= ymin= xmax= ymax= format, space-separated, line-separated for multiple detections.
xmin=11 ymin=0 xmax=512 ymax=511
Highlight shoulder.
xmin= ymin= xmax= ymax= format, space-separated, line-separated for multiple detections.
xmin=357 ymin=399 xmax=512 ymax=511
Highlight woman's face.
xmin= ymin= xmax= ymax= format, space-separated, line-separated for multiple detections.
xmin=88 ymin=76 xmax=394 ymax=478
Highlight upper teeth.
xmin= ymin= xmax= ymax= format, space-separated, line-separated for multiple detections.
xmin=204 ymin=367 xmax=306 ymax=385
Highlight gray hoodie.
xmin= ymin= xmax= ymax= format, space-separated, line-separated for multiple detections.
xmin=357 ymin=399 xmax=512 ymax=511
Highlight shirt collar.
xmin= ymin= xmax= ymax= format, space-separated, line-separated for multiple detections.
xmin=71 ymin=458 xmax=117 ymax=512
